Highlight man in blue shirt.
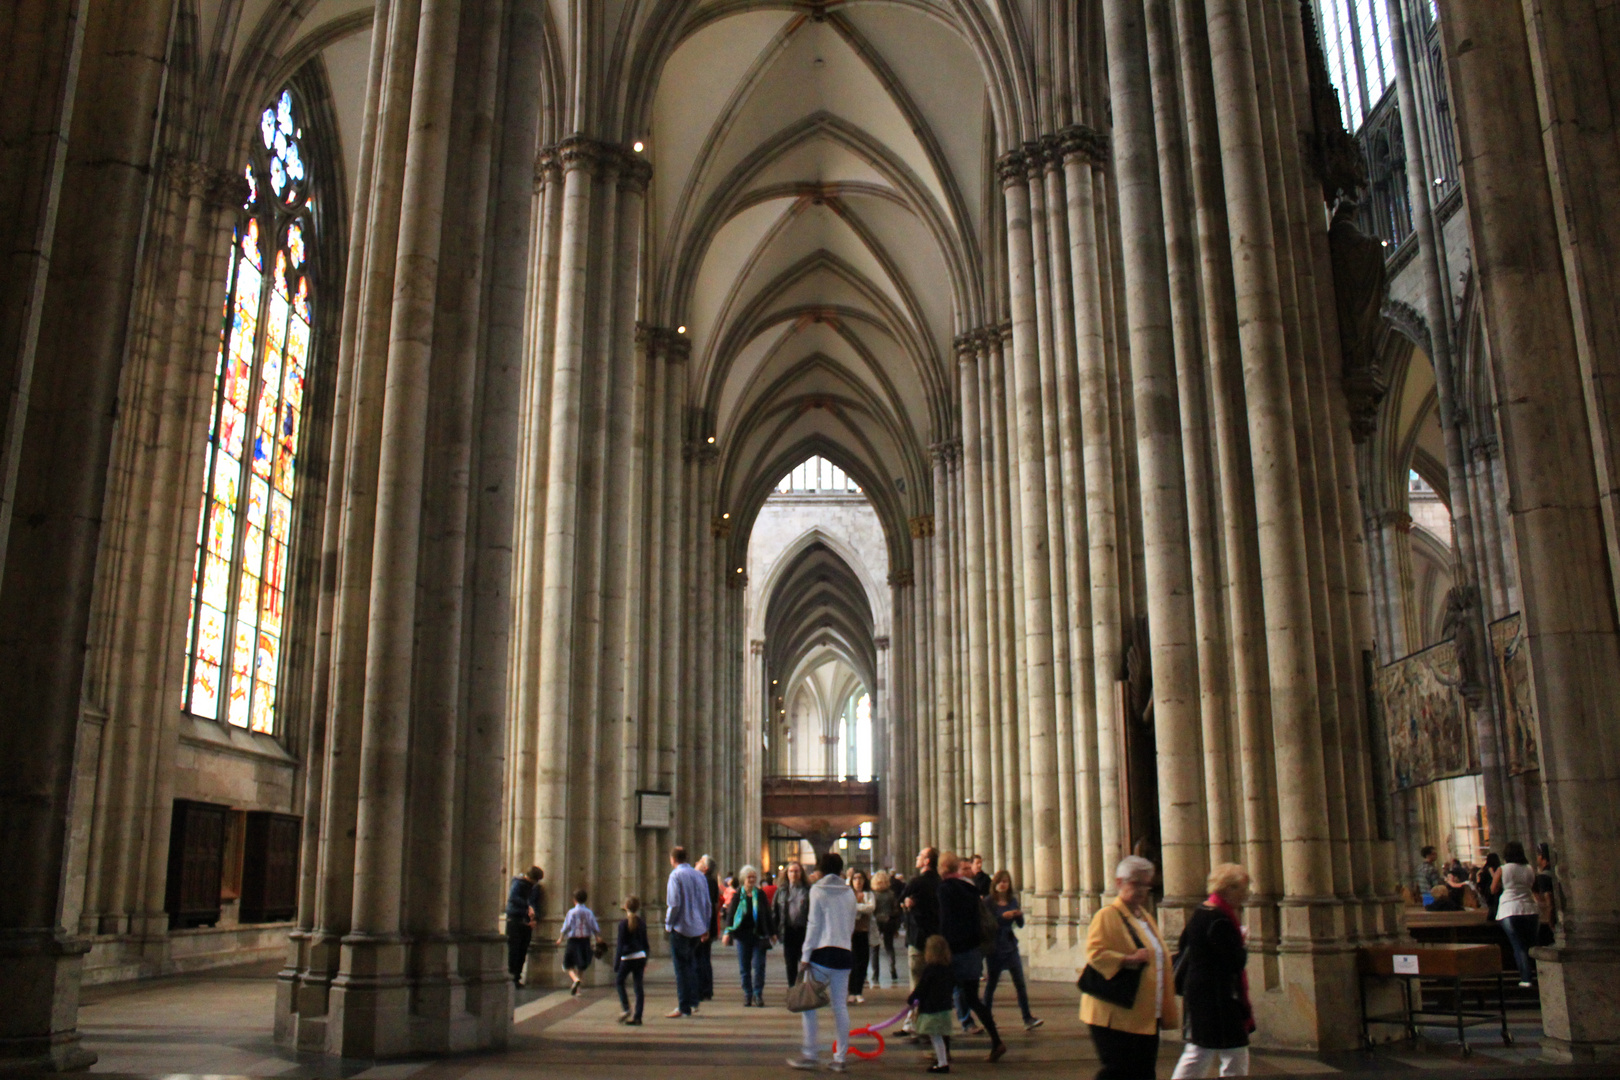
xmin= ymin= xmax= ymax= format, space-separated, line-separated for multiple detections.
xmin=505 ymin=865 xmax=543 ymax=987
xmin=664 ymin=845 xmax=711 ymax=1017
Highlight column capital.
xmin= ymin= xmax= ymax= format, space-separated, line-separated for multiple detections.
xmin=996 ymin=148 xmax=1028 ymax=189
xmin=908 ymin=514 xmax=935 ymax=538
xmin=874 ymin=636 xmax=890 ymax=650
xmin=711 ymin=515 xmax=733 ymax=539
xmin=1054 ymin=124 xmax=1110 ymax=167
xmin=750 ymin=639 xmax=765 ymax=655
xmin=727 ymin=568 xmax=748 ymax=589
xmin=534 ymin=147 xmax=562 ymax=189
xmin=953 ymin=331 xmax=979 ymax=360
xmin=889 ymin=569 xmax=914 ymax=588
xmin=929 ymin=439 xmax=961 ymax=466
xmin=1369 ymin=509 xmax=1414 ymax=533
xmin=1022 ymin=139 xmax=1049 ymax=179
xmin=1471 ymin=434 xmax=1500 ymax=461
xmin=619 ymin=155 xmax=653 ymax=193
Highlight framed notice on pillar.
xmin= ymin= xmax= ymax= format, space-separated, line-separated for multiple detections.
xmin=637 ymin=790 xmax=672 ymax=829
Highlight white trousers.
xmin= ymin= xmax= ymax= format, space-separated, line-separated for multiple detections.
xmin=1171 ymin=1042 xmax=1250 ymax=1078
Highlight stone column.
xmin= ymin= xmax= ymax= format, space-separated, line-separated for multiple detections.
xmin=1060 ymin=131 xmax=1123 ymax=889
xmin=1101 ymin=0 xmax=1207 ymax=912
xmin=1440 ymin=0 xmax=1620 ymax=1055
xmin=958 ymin=339 xmax=993 ymax=852
xmin=1204 ymin=0 xmax=1332 ymax=902
xmin=987 ymin=330 xmax=1025 ymax=880
xmin=1173 ymin=0 xmax=1280 ymax=900
xmin=999 ymin=150 xmax=1063 ymax=899
xmin=0 ymin=0 xmax=168 ymax=1067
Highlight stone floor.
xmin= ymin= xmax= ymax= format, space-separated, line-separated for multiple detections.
xmin=71 ymin=958 xmax=1598 ymax=1079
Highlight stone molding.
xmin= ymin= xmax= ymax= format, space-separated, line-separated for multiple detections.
xmin=1471 ymin=434 xmax=1500 ymax=461
xmin=889 ymin=569 xmax=914 ymax=588
xmin=874 ymin=636 xmax=889 ymax=650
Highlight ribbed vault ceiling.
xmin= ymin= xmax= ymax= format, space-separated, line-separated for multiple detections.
xmin=643 ymin=3 xmax=995 ymax=575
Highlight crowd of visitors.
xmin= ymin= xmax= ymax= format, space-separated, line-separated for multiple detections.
xmin=500 ymin=829 xmax=1566 ymax=1077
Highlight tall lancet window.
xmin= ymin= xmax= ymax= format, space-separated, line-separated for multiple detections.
xmin=182 ymin=87 xmax=317 ymax=734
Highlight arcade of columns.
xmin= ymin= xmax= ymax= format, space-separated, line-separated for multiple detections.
xmin=5 ymin=0 xmax=1620 ymax=1069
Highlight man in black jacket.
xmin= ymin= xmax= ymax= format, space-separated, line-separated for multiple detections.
xmin=900 ymin=846 xmax=940 ymax=990
xmin=938 ymin=851 xmax=1006 ymax=1061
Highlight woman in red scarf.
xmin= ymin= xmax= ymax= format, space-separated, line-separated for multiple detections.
xmin=1171 ymin=864 xmax=1254 ymax=1078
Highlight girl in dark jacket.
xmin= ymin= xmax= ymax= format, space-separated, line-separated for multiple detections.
xmin=614 ymin=896 xmax=650 ymax=1025
xmin=1172 ymin=864 xmax=1254 ymax=1078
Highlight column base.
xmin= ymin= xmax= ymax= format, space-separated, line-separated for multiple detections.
xmin=1532 ymin=945 xmax=1620 ymax=1059
xmin=275 ymin=932 xmax=510 ymax=1058
xmin=1247 ymin=899 xmax=1365 ymax=1052
xmin=0 ymin=930 xmax=95 ymax=1072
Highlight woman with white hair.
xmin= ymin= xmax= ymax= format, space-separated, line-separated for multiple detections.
xmin=1080 ymin=855 xmax=1178 ymax=1078
xmin=1171 ymin=864 xmax=1254 ymax=1078
xmin=721 ymin=864 xmax=776 ymax=1007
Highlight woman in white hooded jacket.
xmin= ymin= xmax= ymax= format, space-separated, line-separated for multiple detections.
xmin=787 ymin=851 xmax=857 ymax=1072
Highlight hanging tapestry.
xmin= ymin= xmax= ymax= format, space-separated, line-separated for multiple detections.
xmin=1377 ymin=638 xmax=1480 ymax=790
xmin=1489 ymin=613 xmax=1540 ymax=776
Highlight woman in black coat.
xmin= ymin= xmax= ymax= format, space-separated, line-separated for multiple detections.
xmin=1172 ymin=864 xmax=1254 ymax=1078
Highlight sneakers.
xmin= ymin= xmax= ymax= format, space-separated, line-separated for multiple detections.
xmin=1518 ymin=980 xmax=1533 ymax=988
xmin=962 ymin=1023 xmax=983 ymax=1036
xmin=826 ymin=1060 xmax=848 ymax=1073
xmin=854 ymin=994 xmax=865 ymax=1004
xmin=626 ymin=1017 xmax=643 ymax=1026
xmin=1023 ymin=1017 xmax=1044 ymax=1031
xmin=987 ymin=1042 xmax=1007 ymax=1063
xmin=617 ymin=1010 xmax=631 ymax=1024
xmin=665 ymin=1008 xmax=686 ymax=1019
xmin=786 ymin=1057 xmax=820 ymax=1070
xmin=927 ymin=1066 xmax=951 ymax=1075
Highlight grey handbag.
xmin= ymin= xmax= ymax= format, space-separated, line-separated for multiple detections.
xmin=785 ymin=971 xmax=831 ymax=1012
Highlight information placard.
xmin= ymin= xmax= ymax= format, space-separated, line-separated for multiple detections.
xmin=637 ymin=790 xmax=672 ymax=829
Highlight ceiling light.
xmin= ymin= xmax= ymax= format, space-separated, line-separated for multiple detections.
xmin=707 ymin=435 xmax=715 ymax=444
xmin=723 ymin=512 xmax=730 ymax=519
xmin=633 ymin=140 xmax=645 ymax=153
xmin=1381 ymin=239 xmax=1389 ymax=247
xmin=677 ymin=325 xmax=687 ymax=334
xmin=737 ymin=567 xmax=744 ymax=573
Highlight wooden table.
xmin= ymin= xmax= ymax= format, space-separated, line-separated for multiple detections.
xmin=1357 ymin=943 xmax=1511 ymax=1054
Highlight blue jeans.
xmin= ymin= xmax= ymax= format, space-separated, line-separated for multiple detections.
xmin=736 ymin=936 xmax=768 ymax=999
xmin=1500 ymin=914 xmax=1539 ymax=983
xmin=985 ymin=946 xmax=1032 ymax=1021
xmin=669 ymin=932 xmax=701 ymax=1014
xmin=616 ymin=959 xmax=645 ymax=1019
xmin=798 ymin=962 xmax=851 ymax=1062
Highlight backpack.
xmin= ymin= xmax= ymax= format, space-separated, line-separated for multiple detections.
xmin=978 ymin=896 xmax=999 ymax=950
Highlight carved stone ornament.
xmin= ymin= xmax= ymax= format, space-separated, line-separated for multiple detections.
xmin=1441 ymin=584 xmax=1488 ymax=710
xmin=1331 ymin=200 xmax=1391 ymax=443
xmin=889 ymin=569 xmax=914 ymax=588
xmin=908 ymin=515 xmax=935 ymax=539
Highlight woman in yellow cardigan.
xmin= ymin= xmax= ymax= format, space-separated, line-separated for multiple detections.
xmin=1081 ymin=856 xmax=1178 ymax=1078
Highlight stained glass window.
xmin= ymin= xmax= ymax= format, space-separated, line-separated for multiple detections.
xmin=182 ymin=87 xmax=318 ymax=735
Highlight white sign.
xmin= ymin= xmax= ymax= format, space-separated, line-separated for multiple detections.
xmin=1392 ymin=953 xmax=1420 ymax=975
xmin=637 ymin=791 xmax=672 ymax=829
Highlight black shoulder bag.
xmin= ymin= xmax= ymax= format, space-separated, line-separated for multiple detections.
xmin=1078 ymin=908 xmax=1147 ymax=1008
